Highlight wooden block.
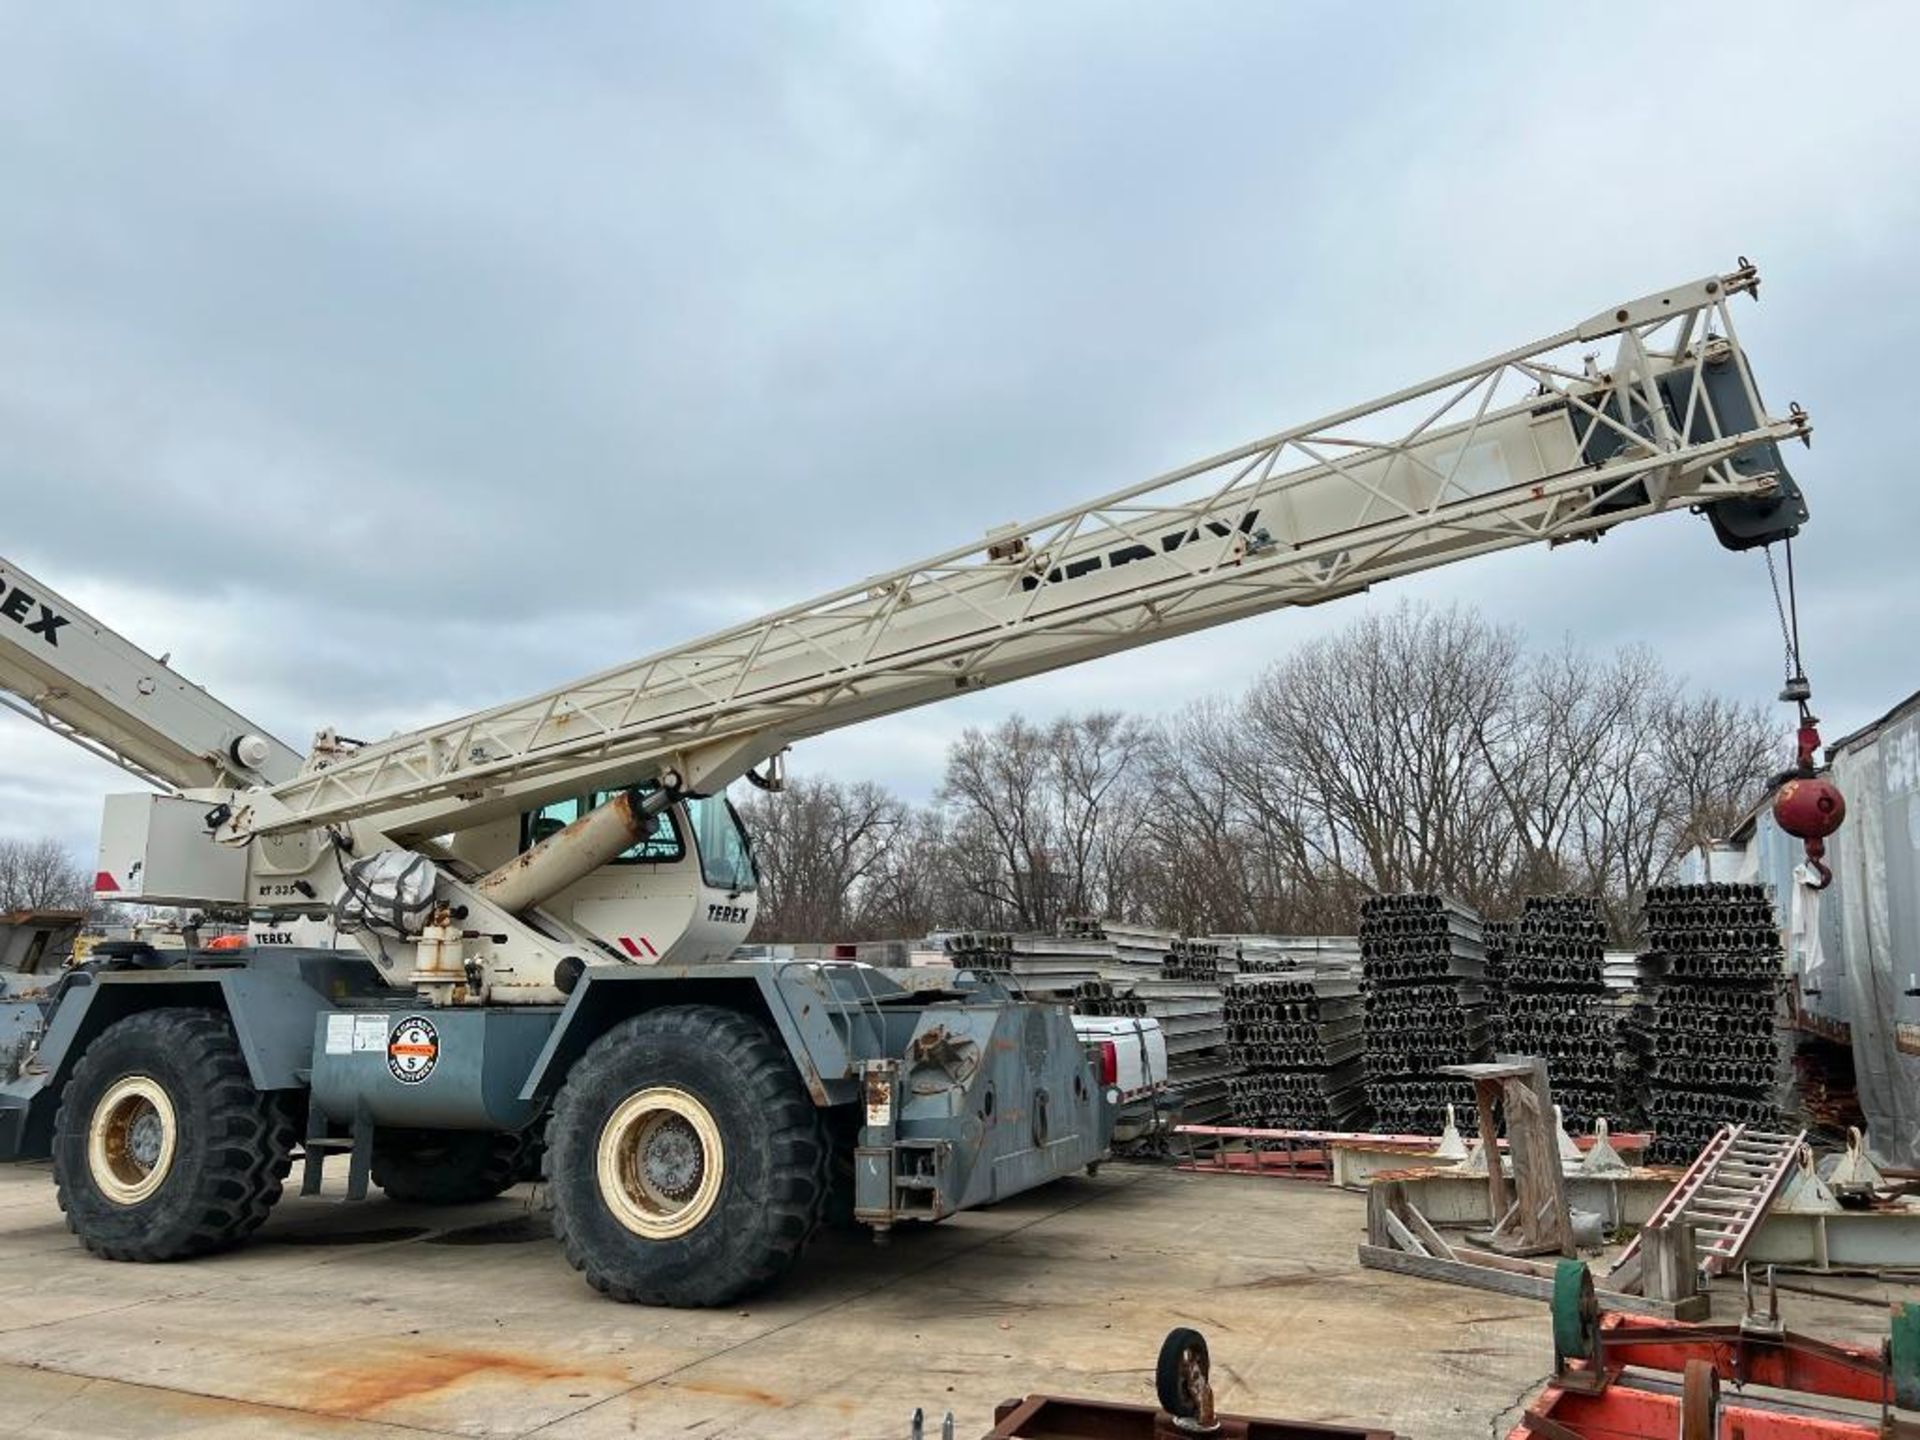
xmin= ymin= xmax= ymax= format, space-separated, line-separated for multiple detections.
xmin=1355 ymin=1245 xmax=1710 ymax=1321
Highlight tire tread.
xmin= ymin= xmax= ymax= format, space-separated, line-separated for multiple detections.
xmin=544 ymin=1005 xmax=826 ymax=1306
xmin=53 ymin=1008 xmax=294 ymax=1261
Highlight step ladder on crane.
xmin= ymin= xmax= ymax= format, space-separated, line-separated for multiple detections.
xmin=1609 ymin=1124 xmax=1807 ymax=1294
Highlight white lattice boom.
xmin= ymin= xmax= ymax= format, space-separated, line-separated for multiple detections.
xmin=241 ymin=262 xmax=1807 ymax=841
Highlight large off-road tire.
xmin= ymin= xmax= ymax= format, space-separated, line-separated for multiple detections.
xmin=545 ymin=1005 xmax=826 ymax=1306
xmin=372 ymin=1128 xmax=525 ymax=1205
xmin=53 ymin=1008 xmax=295 ymax=1261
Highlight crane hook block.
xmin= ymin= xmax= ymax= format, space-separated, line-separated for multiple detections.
xmin=1774 ymin=775 xmax=1846 ymax=890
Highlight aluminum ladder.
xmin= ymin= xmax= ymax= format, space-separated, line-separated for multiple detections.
xmin=1611 ymin=1123 xmax=1807 ymax=1284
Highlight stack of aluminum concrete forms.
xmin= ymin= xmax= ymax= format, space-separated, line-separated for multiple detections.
xmin=940 ymin=931 xmax=1014 ymax=969
xmin=1361 ymin=893 xmax=1489 ymax=1133
xmin=1498 ymin=895 xmax=1618 ymax=1131
xmin=985 ymin=921 xmax=1231 ymax=1126
xmin=1146 ymin=940 xmax=1234 ymax=1125
xmin=1003 ymin=932 xmax=1116 ymax=996
xmin=1482 ymin=919 xmax=1513 ymax=1050
xmin=1098 ymin=920 xmax=1181 ymax=981
xmin=1628 ymin=882 xmax=1786 ymax=1165
xmin=1223 ymin=971 xmax=1366 ymax=1127
xmin=938 ymin=930 xmax=1116 ymax=998
xmin=1072 ymin=978 xmax=1145 ymax=1017
xmin=1162 ymin=936 xmax=1238 ymax=982
xmin=1214 ymin=935 xmax=1362 ymax=976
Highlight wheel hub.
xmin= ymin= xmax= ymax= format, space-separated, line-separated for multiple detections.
xmin=641 ymin=1117 xmax=703 ymax=1200
xmin=597 ymin=1086 xmax=725 ymax=1240
xmin=127 ymin=1111 xmax=166 ymax=1170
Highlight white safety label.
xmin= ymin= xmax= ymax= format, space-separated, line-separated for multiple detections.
xmin=324 ymin=1013 xmax=353 ymax=1055
xmin=353 ymin=1014 xmax=387 ymax=1053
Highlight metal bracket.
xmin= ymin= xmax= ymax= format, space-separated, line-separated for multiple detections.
xmin=300 ymin=1098 xmax=375 ymax=1200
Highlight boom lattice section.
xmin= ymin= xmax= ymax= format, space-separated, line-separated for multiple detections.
xmin=246 ymin=264 xmax=1807 ymax=839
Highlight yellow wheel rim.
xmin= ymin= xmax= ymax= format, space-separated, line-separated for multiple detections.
xmin=87 ymin=1076 xmax=178 ymax=1206
xmin=596 ymin=1086 xmax=724 ymax=1240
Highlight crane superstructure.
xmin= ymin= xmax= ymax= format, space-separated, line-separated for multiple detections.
xmin=0 ymin=261 xmax=1813 ymax=1307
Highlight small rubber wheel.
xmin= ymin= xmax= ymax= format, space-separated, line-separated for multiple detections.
xmin=1681 ymin=1358 xmax=1720 ymax=1440
xmin=372 ymin=1128 xmax=525 ymax=1204
xmin=1156 ymin=1326 xmax=1210 ymax=1418
xmin=545 ymin=1005 xmax=826 ymax=1306
xmin=53 ymin=1008 xmax=295 ymax=1261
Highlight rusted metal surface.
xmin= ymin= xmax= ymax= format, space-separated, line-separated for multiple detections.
xmin=1174 ymin=1124 xmax=1652 ymax=1185
xmin=1520 ymin=1381 xmax=1916 ymax=1440
xmin=1593 ymin=1314 xmax=1893 ymax=1402
xmin=908 ymin=1024 xmax=981 ymax=1091
xmin=476 ymin=787 xmax=662 ymax=915
xmin=1516 ymin=1305 xmax=1919 ymax=1440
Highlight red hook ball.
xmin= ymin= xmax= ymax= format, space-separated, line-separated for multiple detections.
xmin=1774 ymin=776 xmax=1847 ymax=842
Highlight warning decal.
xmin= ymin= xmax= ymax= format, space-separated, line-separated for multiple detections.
xmin=387 ymin=1015 xmax=439 ymax=1085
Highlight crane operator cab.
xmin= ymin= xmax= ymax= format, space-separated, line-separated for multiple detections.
xmin=448 ymin=788 xmax=760 ymax=966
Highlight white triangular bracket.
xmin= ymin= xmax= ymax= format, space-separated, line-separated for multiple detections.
xmin=1554 ymin=1105 xmax=1582 ymax=1167
xmin=1580 ymin=1117 xmax=1630 ymax=1177
xmin=1828 ymin=1127 xmax=1884 ymax=1194
xmin=1776 ymin=1145 xmax=1842 ymax=1215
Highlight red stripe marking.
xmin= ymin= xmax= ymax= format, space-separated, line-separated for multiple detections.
xmin=94 ymin=871 xmax=119 ymax=892
xmin=639 ymin=936 xmax=659 ymax=958
xmin=617 ymin=936 xmax=642 ymax=957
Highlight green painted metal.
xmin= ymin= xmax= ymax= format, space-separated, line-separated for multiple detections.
xmin=1889 ymin=1301 xmax=1920 ymax=1411
xmin=1552 ymin=1259 xmax=1598 ymax=1373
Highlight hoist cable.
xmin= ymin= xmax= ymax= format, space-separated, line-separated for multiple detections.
xmin=1763 ymin=542 xmax=1802 ymax=683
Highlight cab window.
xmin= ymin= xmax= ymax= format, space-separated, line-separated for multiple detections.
xmin=519 ymin=790 xmax=685 ymax=865
xmin=594 ymin=789 xmax=684 ymax=864
xmin=686 ymin=795 xmax=757 ymax=893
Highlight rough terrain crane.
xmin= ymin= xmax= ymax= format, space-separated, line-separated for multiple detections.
xmin=0 ymin=260 xmax=1812 ymax=1306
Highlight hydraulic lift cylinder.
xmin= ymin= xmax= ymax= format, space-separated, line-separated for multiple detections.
xmin=475 ymin=787 xmax=671 ymax=916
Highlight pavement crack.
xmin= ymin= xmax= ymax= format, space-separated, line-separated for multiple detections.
xmin=0 ymin=1287 xmax=213 ymax=1336
xmin=10 ymin=1372 xmax=96 ymax=1434
xmin=1488 ymin=1370 xmax=1550 ymax=1440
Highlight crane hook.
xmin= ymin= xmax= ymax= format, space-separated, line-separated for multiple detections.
xmin=1764 ymin=540 xmax=1844 ymax=889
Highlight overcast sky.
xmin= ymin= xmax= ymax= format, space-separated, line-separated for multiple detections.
xmin=4 ymin=3 xmax=1917 ymax=860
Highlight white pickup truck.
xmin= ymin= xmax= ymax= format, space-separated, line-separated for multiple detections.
xmin=1072 ymin=1014 xmax=1175 ymax=1145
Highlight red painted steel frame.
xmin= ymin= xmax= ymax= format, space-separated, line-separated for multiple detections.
xmin=1595 ymin=1314 xmax=1891 ymax=1403
xmin=1514 ymin=1315 xmax=1901 ymax=1440
xmin=1517 ymin=1384 xmax=1888 ymax=1440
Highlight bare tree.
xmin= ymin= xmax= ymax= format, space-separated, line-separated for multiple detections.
xmin=1049 ymin=711 xmax=1154 ymax=920
xmin=0 ymin=836 xmax=90 ymax=912
xmin=940 ymin=717 xmax=1063 ymax=929
xmin=858 ymin=809 xmax=964 ymax=938
xmin=1237 ymin=603 xmax=1519 ymax=913
xmin=736 ymin=778 xmax=906 ymax=942
xmin=721 ymin=602 xmax=1781 ymax=947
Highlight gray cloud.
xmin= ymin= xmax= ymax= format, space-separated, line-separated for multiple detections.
xmin=4 ymin=2 xmax=1916 ymax=857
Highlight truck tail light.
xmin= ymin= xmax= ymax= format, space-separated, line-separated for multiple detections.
xmin=1096 ymin=1040 xmax=1118 ymax=1086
